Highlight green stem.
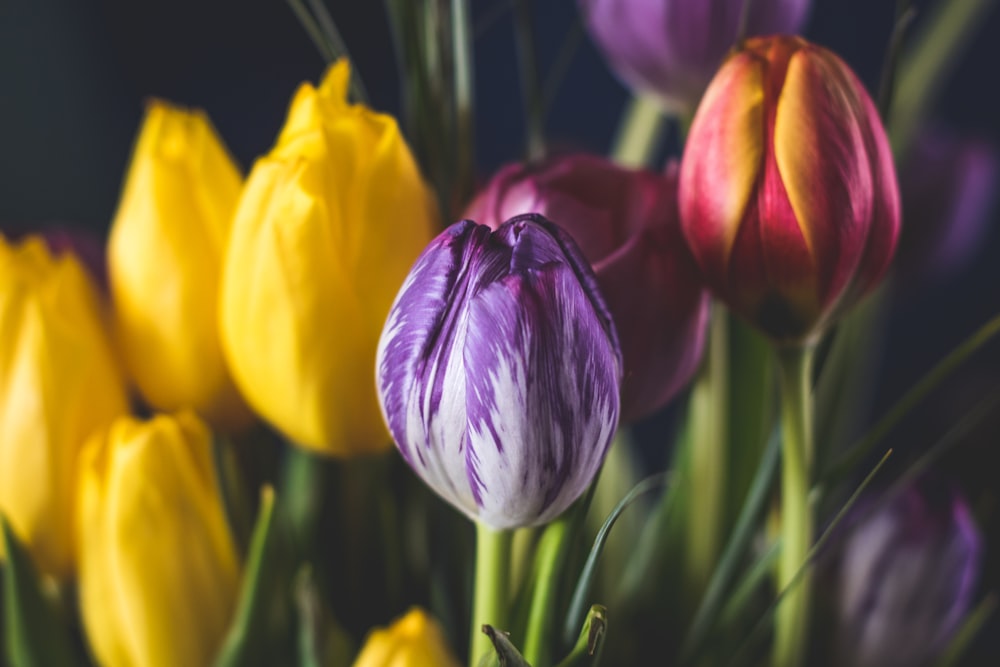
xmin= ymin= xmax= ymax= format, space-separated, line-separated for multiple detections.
xmin=683 ymin=304 xmax=729 ymax=598
xmin=773 ymin=345 xmax=815 ymax=667
xmin=470 ymin=524 xmax=512 ymax=667
xmin=522 ymin=517 xmax=572 ymax=666
xmin=281 ymin=446 xmax=328 ymax=555
xmin=610 ymin=96 xmax=667 ymax=167
xmin=513 ymin=0 xmax=545 ymax=160
xmin=451 ymin=0 xmax=476 ymax=214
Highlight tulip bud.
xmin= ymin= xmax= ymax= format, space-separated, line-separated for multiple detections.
xmin=77 ymin=411 xmax=241 ymax=667
xmin=835 ymin=485 xmax=981 ymax=667
xmin=352 ymin=608 xmax=461 ymax=667
xmin=579 ymin=0 xmax=811 ymax=114
xmin=466 ymin=154 xmax=708 ymax=421
xmin=109 ymin=101 xmax=252 ymax=430
xmin=679 ymin=36 xmax=900 ymax=343
xmin=220 ymin=59 xmax=437 ymax=456
xmin=376 ymin=214 xmax=621 ymax=529
xmin=0 ymin=234 xmax=128 ymax=579
xmin=896 ymin=125 xmax=997 ymax=280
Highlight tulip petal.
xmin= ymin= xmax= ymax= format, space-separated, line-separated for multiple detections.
xmin=774 ymin=48 xmax=874 ymax=308
xmin=463 ymin=260 xmax=620 ymax=528
xmin=680 ymin=51 xmax=765 ymax=282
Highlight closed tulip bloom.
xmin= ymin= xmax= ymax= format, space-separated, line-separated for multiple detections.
xmin=679 ymin=36 xmax=900 ymax=343
xmin=579 ymin=0 xmax=811 ymax=114
xmin=220 ymin=59 xmax=437 ymax=456
xmin=110 ymin=101 xmax=251 ymax=430
xmin=352 ymin=608 xmax=461 ymax=667
xmin=0 ymin=235 xmax=127 ymax=579
xmin=377 ymin=215 xmax=621 ymax=529
xmin=836 ymin=485 xmax=981 ymax=667
xmin=465 ymin=154 xmax=708 ymax=421
xmin=77 ymin=411 xmax=241 ymax=667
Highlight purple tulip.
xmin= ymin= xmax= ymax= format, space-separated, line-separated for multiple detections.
xmin=465 ymin=154 xmax=708 ymax=421
xmin=897 ymin=125 xmax=998 ymax=281
xmin=836 ymin=485 xmax=982 ymax=667
xmin=579 ymin=0 xmax=811 ymax=113
xmin=376 ymin=215 xmax=621 ymax=529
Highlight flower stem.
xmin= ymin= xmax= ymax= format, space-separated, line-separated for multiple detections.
xmin=684 ymin=304 xmax=729 ymax=599
xmin=774 ymin=344 xmax=815 ymax=667
xmin=522 ymin=516 xmax=571 ymax=666
xmin=470 ymin=523 xmax=512 ymax=667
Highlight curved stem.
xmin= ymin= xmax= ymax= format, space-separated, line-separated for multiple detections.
xmin=470 ymin=523 xmax=512 ymax=667
xmin=774 ymin=344 xmax=815 ymax=667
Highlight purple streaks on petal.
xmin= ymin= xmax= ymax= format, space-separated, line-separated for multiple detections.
xmin=376 ymin=215 xmax=621 ymax=528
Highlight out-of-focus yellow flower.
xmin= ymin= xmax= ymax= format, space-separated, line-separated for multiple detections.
xmin=0 ymin=235 xmax=128 ymax=579
xmin=352 ymin=608 xmax=461 ymax=667
xmin=77 ymin=411 xmax=240 ymax=667
xmin=109 ymin=101 xmax=252 ymax=430
xmin=219 ymin=59 xmax=437 ymax=456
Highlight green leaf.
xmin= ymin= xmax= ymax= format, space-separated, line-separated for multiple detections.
xmin=0 ymin=516 xmax=79 ymax=667
xmin=293 ymin=565 xmax=354 ymax=667
xmin=679 ymin=427 xmax=780 ymax=663
xmin=214 ymin=486 xmax=291 ymax=667
xmin=479 ymin=625 xmax=532 ymax=667
xmin=889 ymin=0 xmax=999 ymax=157
xmin=554 ymin=606 xmax=607 ymax=667
xmin=822 ymin=313 xmax=1000 ymax=486
xmin=722 ymin=449 xmax=894 ymax=667
xmin=561 ymin=473 xmax=666 ymax=646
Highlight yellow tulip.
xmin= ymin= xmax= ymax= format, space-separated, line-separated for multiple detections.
xmin=77 ymin=411 xmax=241 ymax=667
xmin=109 ymin=101 xmax=252 ymax=430
xmin=0 ymin=234 xmax=128 ymax=579
xmin=219 ymin=59 xmax=437 ymax=456
xmin=353 ymin=608 xmax=461 ymax=667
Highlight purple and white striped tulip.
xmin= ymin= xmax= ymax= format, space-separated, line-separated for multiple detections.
xmin=376 ymin=214 xmax=622 ymax=529
xmin=835 ymin=484 xmax=982 ymax=667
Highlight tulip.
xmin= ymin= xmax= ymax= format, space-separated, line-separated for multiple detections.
xmin=836 ymin=484 xmax=981 ymax=667
xmin=0 ymin=234 xmax=127 ymax=579
xmin=465 ymin=154 xmax=708 ymax=421
xmin=109 ymin=101 xmax=251 ymax=430
xmin=896 ymin=125 xmax=997 ymax=281
xmin=376 ymin=214 xmax=621 ymax=529
xmin=220 ymin=59 xmax=437 ymax=456
xmin=352 ymin=608 xmax=461 ymax=667
xmin=579 ymin=0 xmax=811 ymax=114
xmin=1 ymin=223 xmax=107 ymax=289
xmin=77 ymin=411 xmax=241 ymax=667
xmin=679 ymin=35 xmax=900 ymax=343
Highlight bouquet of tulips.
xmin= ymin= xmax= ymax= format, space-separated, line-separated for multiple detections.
xmin=2 ymin=1 xmax=998 ymax=666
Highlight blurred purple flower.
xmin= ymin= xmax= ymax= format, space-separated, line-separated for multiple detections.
xmin=465 ymin=154 xmax=708 ymax=422
xmin=376 ymin=214 xmax=621 ymax=529
xmin=578 ymin=0 xmax=811 ymax=114
xmin=897 ymin=125 xmax=998 ymax=281
xmin=836 ymin=484 xmax=982 ymax=667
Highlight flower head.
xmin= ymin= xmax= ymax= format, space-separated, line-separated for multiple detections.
xmin=109 ymin=101 xmax=251 ymax=430
xmin=580 ymin=0 xmax=811 ymax=113
xmin=679 ymin=35 xmax=900 ymax=343
xmin=466 ymin=154 xmax=708 ymax=421
xmin=836 ymin=484 xmax=981 ymax=667
xmin=377 ymin=215 xmax=621 ymax=528
xmin=0 ymin=234 xmax=128 ymax=578
xmin=77 ymin=412 xmax=241 ymax=667
xmin=352 ymin=608 xmax=461 ymax=667
xmin=220 ymin=59 xmax=437 ymax=455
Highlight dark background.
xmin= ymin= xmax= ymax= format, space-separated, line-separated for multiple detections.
xmin=2 ymin=0 xmax=1000 ymax=648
